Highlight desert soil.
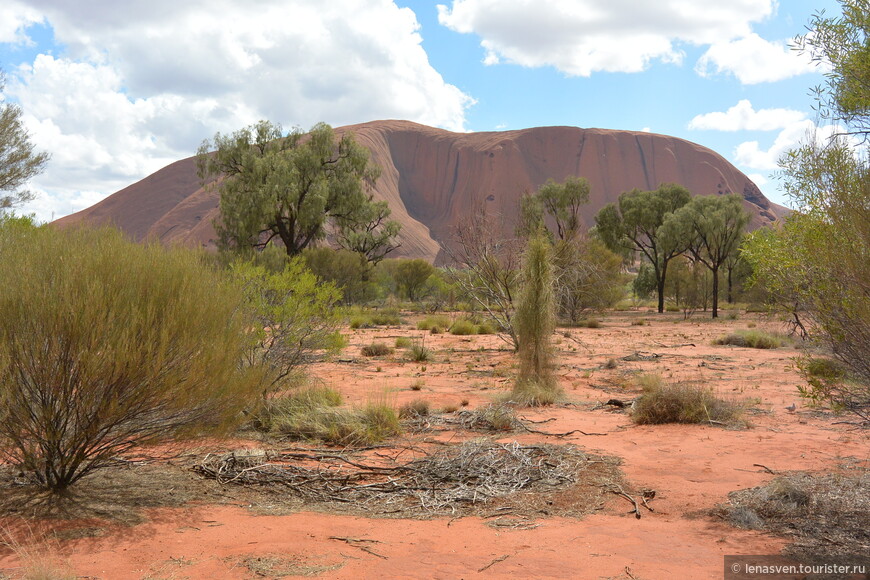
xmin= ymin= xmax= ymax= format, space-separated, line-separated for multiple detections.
xmin=1 ymin=310 xmax=867 ymax=580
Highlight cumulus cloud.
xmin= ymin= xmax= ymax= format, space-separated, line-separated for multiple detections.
xmin=0 ymin=1 xmax=43 ymax=44
xmin=733 ymin=120 xmax=846 ymax=171
xmin=437 ymin=0 xmax=775 ymax=76
xmin=696 ymin=33 xmax=818 ymax=84
xmin=688 ymin=100 xmax=807 ymax=132
xmin=2 ymin=0 xmax=474 ymax=221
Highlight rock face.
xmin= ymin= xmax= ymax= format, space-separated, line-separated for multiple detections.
xmin=55 ymin=120 xmax=786 ymax=262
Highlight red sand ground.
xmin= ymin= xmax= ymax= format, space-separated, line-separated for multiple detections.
xmin=1 ymin=311 xmax=867 ymax=579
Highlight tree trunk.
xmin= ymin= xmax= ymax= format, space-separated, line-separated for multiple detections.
xmin=711 ymin=266 xmax=720 ymax=318
xmin=727 ymin=266 xmax=734 ymax=304
xmin=656 ymin=263 xmax=666 ymax=313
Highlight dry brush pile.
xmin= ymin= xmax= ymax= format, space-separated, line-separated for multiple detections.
xmin=194 ymin=439 xmax=622 ymax=518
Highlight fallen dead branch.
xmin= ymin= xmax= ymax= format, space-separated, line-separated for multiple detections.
xmin=606 ymin=484 xmax=656 ymax=520
xmin=478 ymin=554 xmax=510 ymax=572
xmin=328 ymin=536 xmax=388 ymax=559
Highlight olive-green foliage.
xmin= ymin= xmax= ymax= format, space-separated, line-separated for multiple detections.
xmin=395 ymin=337 xmax=413 ymax=349
xmin=520 ymin=176 xmax=591 ymax=240
xmin=595 ymin=184 xmax=692 ymax=313
xmin=449 ymin=319 xmax=478 ymax=335
xmin=233 ymin=258 xmax=344 ymax=393
xmin=632 ymin=377 xmax=744 ymax=425
xmin=417 ymin=315 xmax=451 ymax=331
xmin=395 ymin=258 xmax=436 ymax=302
xmin=410 ymin=340 xmax=431 ymax=362
xmin=347 ymin=307 xmax=404 ymax=329
xmin=665 ymin=255 xmax=712 ymax=316
xmin=198 ymin=121 xmax=398 ymax=260
xmin=553 ymin=236 xmax=625 ymax=323
xmin=302 ymin=246 xmax=378 ymax=304
xmin=512 ymin=233 xmax=563 ymax=405
xmin=0 ymin=226 xmax=261 ymax=491
xmin=254 ymin=388 xmax=400 ymax=445
xmin=632 ymin=261 xmax=657 ymax=299
xmin=743 ymin=1 xmax=870 ymax=419
xmin=1 ymin=69 xmax=50 ymax=212
xmin=714 ymin=330 xmax=785 ymax=349
xmin=662 ymin=194 xmax=749 ymax=318
xmin=796 ymin=355 xmax=867 ymax=414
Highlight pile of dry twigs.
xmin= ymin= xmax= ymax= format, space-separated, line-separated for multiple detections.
xmin=194 ymin=440 xmax=593 ymax=516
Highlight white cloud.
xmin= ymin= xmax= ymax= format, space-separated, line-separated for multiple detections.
xmin=688 ymin=100 xmax=807 ymax=132
xmin=0 ymin=1 xmax=42 ymax=44
xmin=437 ymin=0 xmax=775 ymax=76
xmin=2 ymin=0 xmax=474 ymax=221
xmin=747 ymin=173 xmax=769 ymax=188
xmin=733 ymin=120 xmax=846 ymax=171
xmin=696 ymin=33 xmax=818 ymax=84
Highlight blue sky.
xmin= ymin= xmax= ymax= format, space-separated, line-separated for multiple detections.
xmin=0 ymin=0 xmax=841 ymax=221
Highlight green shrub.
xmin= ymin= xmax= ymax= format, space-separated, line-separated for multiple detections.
xmin=349 ymin=315 xmax=372 ymax=330
xmin=715 ymin=330 xmax=784 ymax=349
xmin=0 ymin=226 xmax=261 ymax=492
xmin=417 ymin=315 xmax=451 ymax=331
xmin=632 ymin=378 xmax=743 ymax=425
xmin=475 ymin=321 xmax=496 ymax=334
xmin=450 ymin=319 xmax=478 ymax=335
xmin=370 ymin=308 xmax=403 ymax=326
xmin=232 ymin=258 xmax=344 ymax=393
xmin=395 ymin=337 xmax=413 ymax=349
xmin=360 ymin=402 xmax=402 ymax=441
xmin=361 ymin=342 xmax=394 ymax=357
xmin=410 ymin=343 xmax=431 ymax=362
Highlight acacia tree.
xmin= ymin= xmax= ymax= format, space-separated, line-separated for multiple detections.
xmin=595 ymin=183 xmax=692 ymax=313
xmin=197 ymin=121 xmax=399 ymax=259
xmin=665 ymin=194 xmax=749 ymax=318
xmin=1 ymin=69 xmax=49 ymax=212
xmin=744 ymin=0 xmax=870 ymax=419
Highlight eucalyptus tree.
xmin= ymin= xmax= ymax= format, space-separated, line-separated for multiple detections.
xmin=665 ymin=194 xmax=749 ymax=318
xmin=595 ymin=183 xmax=692 ymax=313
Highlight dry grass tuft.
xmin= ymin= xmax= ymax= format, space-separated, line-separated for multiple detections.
xmin=252 ymin=388 xmax=401 ymax=445
xmin=631 ymin=375 xmax=745 ymax=426
xmin=361 ymin=342 xmax=393 ymax=357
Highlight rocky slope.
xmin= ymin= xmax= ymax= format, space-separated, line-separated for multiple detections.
xmin=55 ymin=120 xmax=786 ymax=262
